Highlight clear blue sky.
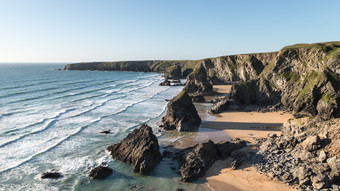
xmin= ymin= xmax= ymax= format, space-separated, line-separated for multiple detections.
xmin=0 ymin=0 xmax=339 ymax=63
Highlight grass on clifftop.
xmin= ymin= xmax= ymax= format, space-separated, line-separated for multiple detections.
xmin=283 ymin=41 xmax=340 ymax=58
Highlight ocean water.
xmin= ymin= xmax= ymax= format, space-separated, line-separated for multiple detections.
xmin=0 ymin=64 xmax=209 ymax=191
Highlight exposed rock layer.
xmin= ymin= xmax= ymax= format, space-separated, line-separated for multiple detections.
xmin=107 ymin=124 xmax=161 ymax=175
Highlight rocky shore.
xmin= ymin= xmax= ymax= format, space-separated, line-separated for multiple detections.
xmin=65 ymin=41 xmax=339 ymax=190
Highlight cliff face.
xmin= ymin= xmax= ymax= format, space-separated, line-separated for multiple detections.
xmin=64 ymin=60 xmax=200 ymax=78
xmin=208 ymin=42 xmax=340 ymax=120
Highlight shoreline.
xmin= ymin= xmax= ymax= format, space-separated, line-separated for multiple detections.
xmin=168 ymin=85 xmax=296 ymax=191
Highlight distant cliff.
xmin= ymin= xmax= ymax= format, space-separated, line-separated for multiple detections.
xmin=64 ymin=60 xmax=201 ymax=78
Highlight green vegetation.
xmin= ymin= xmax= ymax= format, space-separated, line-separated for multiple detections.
xmin=320 ymin=93 xmax=337 ymax=104
xmin=279 ymin=71 xmax=301 ymax=83
xmin=297 ymin=71 xmax=327 ymax=100
xmin=282 ymin=41 xmax=340 ymax=59
xmin=238 ymin=81 xmax=257 ymax=94
xmin=259 ymin=61 xmax=275 ymax=77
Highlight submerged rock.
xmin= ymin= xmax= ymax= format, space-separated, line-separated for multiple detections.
xmin=41 ymin=170 xmax=62 ymax=179
xmin=107 ymin=124 xmax=161 ymax=175
xmin=162 ymin=91 xmax=201 ymax=131
xmin=89 ymin=166 xmax=113 ymax=179
xmin=100 ymin=130 xmax=111 ymax=134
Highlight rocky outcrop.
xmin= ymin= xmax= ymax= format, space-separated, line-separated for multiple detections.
xmin=89 ymin=166 xmax=113 ymax=179
xmin=179 ymin=139 xmax=246 ymax=182
xmin=162 ymin=91 xmax=201 ymax=131
xmin=107 ymin=124 xmax=161 ymax=175
xmin=164 ymin=65 xmax=182 ymax=79
xmin=210 ymin=42 xmax=340 ymax=120
xmin=183 ymin=65 xmax=213 ymax=94
xmin=254 ymin=117 xmax=340 ymax=190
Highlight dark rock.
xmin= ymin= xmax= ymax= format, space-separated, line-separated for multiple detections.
xmin=190 ymin=93 xmax=205 ymax=103
xmin=183 ymin=65 xmax=213 ymax=94
xmin=164 ymin=65 xmax=182 ymax=79
xmin=107 ymin=124 xmax=161 ymax=175
xmin=41 ymin=170 xmax=62 ymax=179
xmin=100 ymin=130 xmax=111 ymax=134
xmin=231 ymin=159 xmax=243 ymax=170
xmin=159 ymin=79 xmax=171 ymax=86
xmin=180 ymin=141 xmax=219 ymax=182
xmin=215 ymin=141 xmax=246 ymax=159
xmin=179 ymin=140 xmax=246 ymax=182
xmin=89 ymin=166 xmax=113 ymax=179
xmin=176 ymin=189 xmax=185 ymax=191
xmin=162 ymin=91 xmax=201 ymax=131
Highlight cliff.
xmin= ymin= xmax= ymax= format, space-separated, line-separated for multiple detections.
xmin=64 ymin=41 xmax=340 ymax=119
xmin=209 ymin=41 xmax=340 ymax=119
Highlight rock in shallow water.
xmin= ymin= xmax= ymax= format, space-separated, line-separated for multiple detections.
xmin=107 ymin=124 xmax=161 ymax=175
xmin=89 ymin=166 xmax=113 ymax=179
xmin=41 ymin=170 xmax=62 ymax=179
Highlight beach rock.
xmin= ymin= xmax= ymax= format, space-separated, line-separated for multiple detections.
xmin=107 ymin=124 xmax=161 ymax=175
xmin=100 ymin=130 xmax=111 ymax=134
xmin=89 ymin=166 xmax=113 ymax=179
xmin=41 ymin=170 xmax=62 ymax=179
xmin=215 ymin=140 xmax=246 ymax=159
xmin=183 ymin=65 xmax=213 ymax=94
xmin=159 ymin=79 xmax=171 ymax=86
xmin=179 ymin=140 xmax=246 ymax=182
xmin=180 ymin=141 xmax=219 ymax=182
xmin=162 ymin=91 xmax=201 ymax=131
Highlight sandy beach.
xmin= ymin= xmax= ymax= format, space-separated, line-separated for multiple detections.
xmin=200 ymin=85 xmax=295 ymax=191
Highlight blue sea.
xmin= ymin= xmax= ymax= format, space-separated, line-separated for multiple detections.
xmin=0 ymin=64 xmax=209 ymax=191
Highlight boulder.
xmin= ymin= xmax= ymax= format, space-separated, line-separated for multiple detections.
xmin=89 ymin=166 xmax=113 ymax=179
xmin=300 ymin=135 xmax=321 ymax=152
xmin=162 ymin=91 xmax=201 ymax=131
xmin=107 ymin=124 xmax=161 ymax=175
xmin=41 ymin=170 xmax=62 ymax=179
xmin=179 ymin=140 xmax=246 ymax=182
xmin=180 ymin=141 xmax=219 ymax=182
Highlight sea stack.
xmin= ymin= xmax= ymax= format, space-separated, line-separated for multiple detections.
xmin=107 ymin=124 xmax=161 ymax=175
xmin=162 ymin=91 xmax=201 ymax=131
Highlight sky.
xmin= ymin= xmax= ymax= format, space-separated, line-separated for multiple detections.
xmin=0 ymin=0 xmax=339 ymax=63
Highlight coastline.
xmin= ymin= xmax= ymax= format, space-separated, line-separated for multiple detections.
xmin=169 ymin=85 xmax=296 ymax=191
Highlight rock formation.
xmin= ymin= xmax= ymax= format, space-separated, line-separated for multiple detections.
xmin=89 ymin=166 xmax=113 ymax=179
xmin=107 ymin=124 xmax=161 ymax=175
xmin=41 ymin=170 xmax=62 ymax=179
xmin=179 ymin=140 xmax=246 ymax=182
xmin=254 ymin=117 xmax=340 ymax=190
xmin=164 ymin=65 xmax=182 ymax=79
xmin=183 ymin=65 xmax=213 ymax=94
xmin=162 ymin=91 xmax=201 ymax=131
xmin=210 ymin=42 xmax=340 ymax=120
